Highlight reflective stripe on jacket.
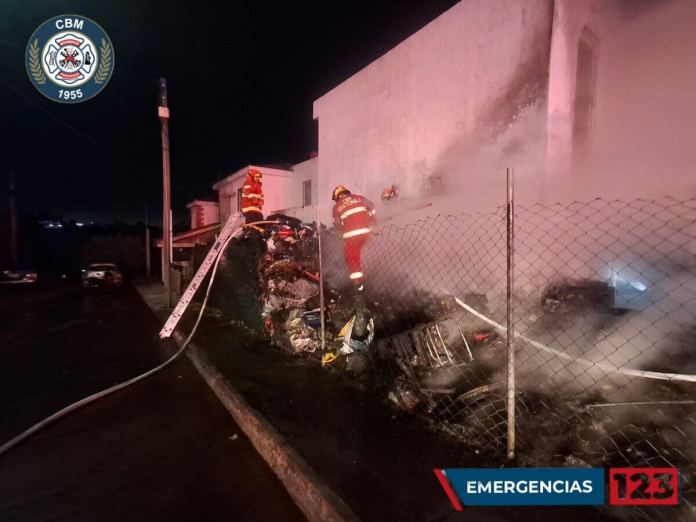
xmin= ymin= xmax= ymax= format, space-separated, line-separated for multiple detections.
xmin=242 ymin=175 xmax=264 ymax=213
xmin=332 ymin=194 xmax=374 ymax=239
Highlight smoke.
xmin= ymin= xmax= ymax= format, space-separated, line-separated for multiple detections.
xmin=321 ymin=91 xmax=696 ymax=404
xmin=346 ymin=0 xmax=696 ymax=395
xmin=314 ymin=10 xmax=696 ymax=486
xmin=373 ymin=101 xmax=549 ymax=226
xmin=312 ymin=4 xmax=696 ymax=511
xmin=359 ymin=191 xmax=696 ymax=397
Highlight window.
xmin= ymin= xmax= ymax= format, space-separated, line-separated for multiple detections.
xmin=237 ymin=188 xmax=243 ymax=211
xmin=303 ymin=180 xmax=312 ymax=207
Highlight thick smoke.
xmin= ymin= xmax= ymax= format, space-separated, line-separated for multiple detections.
xmin=316 ymin=4 xmax=696 ymax=515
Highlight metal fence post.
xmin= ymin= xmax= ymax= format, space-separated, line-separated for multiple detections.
xmin=506 ymin=167 xmax=516 ymax=460
xmin=317 ymin=207 xmax=326 ymax=351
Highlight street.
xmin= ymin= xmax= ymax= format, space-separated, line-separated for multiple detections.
xmin=0 ymin=282 xmax=304 ymax=522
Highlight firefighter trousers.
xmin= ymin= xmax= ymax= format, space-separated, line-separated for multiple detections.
xmin=343 ymin=234 xmax=369 ymax=287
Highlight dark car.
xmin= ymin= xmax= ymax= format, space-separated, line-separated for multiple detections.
xmin=81 ymin=262 xmax=123 ymax=289
xmin=0 ymin=268 xmax=38 ymax=284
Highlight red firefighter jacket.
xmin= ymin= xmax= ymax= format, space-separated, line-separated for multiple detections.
xmin=332 ymin=193 xmax=375 ymax=239
xmin=241 ymin=174 xmax=264 ymax=214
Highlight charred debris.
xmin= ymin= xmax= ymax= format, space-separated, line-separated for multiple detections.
xmin=222 ymin=215 xmax=696 ymax=481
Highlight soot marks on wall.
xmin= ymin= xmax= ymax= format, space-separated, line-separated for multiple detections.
xmin=475 ymin=0 xmax=555 ymax=143
xmin=572 ymin=26 xmax=600 ymax=165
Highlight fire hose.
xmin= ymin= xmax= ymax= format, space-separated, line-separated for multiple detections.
xmin=453 ymin=296 xmax=696 ymax=384
xmin=0 ymin=223 xmax=269 ymax=457
xmin=6 ymin=220 xmax=692 ymax=458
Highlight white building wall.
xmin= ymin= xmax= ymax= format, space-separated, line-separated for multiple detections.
xmin=545 ymin=0 xmax=600 ymax=178
xmin=588 ymin=0 xmax=696 ymax=201
xmin=276 ymin=157 xmax=318 ymax=223
xmin=313 ymin=0 xmax=554 ymax=221
xmin=214 ymin=165 xmax=308 ymax=222
xmin=546 ymin=0 xmax=696 ymax=202
xmin=187 ymin=200 xmax=219 ymax=229
xmin=202 ymin=205 xmax=218 ymax=226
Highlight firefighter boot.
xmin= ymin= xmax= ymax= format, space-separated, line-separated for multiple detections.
xmin=352 ymin=308 xmax=370 ymax=342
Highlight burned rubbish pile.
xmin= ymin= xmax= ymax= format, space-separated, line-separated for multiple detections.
xmin=238 ymin=221 xmax=696 ymax=511
xmin=370 ymin=282 xmax=696 ymax=495
xmin=252 ymin=223 xmax=512 ymax=435
xmin=257 ymin=214 xmax=323 ymax=354
xmin=253 ymin=214 xmax=377 ymax=359
xmin=368 ymin=293 xmax=505 ymax=426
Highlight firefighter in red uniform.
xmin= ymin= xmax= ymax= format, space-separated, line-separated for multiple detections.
xmin=332 ymin=185 xmax=375 ymax=292
xmin=241 ymin=168 xmax=264 ymax=224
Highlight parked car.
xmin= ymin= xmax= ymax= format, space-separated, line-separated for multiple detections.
xmin=81 ymin=262 xmax=123 ymax=289
xmin=0 ymin=268 xmax=38 ymax=284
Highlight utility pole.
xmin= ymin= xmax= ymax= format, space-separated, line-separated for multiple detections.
xmin=145 ymin=204 xmax=151 ymax=278
xmin=8 ymin=171 xmax=18 ymax=265
xmin=158 ymin=78 xmax=171 ymax=309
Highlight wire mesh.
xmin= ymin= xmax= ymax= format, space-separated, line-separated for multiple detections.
xmin=318 ymin=196 xmax=696 ymax=519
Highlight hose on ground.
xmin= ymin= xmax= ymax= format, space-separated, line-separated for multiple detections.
xmin=454 ymin=296 xmax=696 ymax=384
xmin=0 ymin=228 xmax=243 ymax=457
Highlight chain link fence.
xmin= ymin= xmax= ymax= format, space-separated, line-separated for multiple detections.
xmin=223 ymin=190 xmax=696 ymax=518
xmin=316 ymin=195 xmax=696 ymax=519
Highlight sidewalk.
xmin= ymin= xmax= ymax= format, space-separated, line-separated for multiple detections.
xmin=134 ymin=279 xmax=616 ymax=522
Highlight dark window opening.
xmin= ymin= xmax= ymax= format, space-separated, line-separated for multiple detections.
xmin=303 ymin=180 xmax=312 ymax=207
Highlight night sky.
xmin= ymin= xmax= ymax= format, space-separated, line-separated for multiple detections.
xmin=0 ymin=0 xmax=458 ymax=224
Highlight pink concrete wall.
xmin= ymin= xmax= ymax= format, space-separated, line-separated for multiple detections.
xmin=547 ymin=0 xmax=696 ymax=202
xmin=188 ymin=202 xmax=219 ymax=229
xmin=588 ymin=0 xmax=696 ymax=201
xmin=545 ymin=0 xmax=602 ymax=177
xmin=313 ymin=0 xmax=554 ymax=220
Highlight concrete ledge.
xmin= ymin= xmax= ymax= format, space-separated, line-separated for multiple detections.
xmin=182 ymin=338 xmax=360 ymax=522
xmin=133 ymin=280 xmax=359 ymax=522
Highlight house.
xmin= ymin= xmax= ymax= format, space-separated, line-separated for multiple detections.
xmin=274 ymin=157 xmax=318 ymax=223
xmin=156 ymin=199 xmax=220 ymax=272
xmin=187 ymin=199 xmax=219 ymax=230
xmin=213 ymin=158 xmax=318 ymax=223
xmin=312 ymin=0 xmax=696 ymax=220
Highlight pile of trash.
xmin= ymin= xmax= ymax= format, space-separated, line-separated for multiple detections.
xmin=255 ymin=214 xmax=323 ymax=354
xmin=244 ymin=218 xmax=696 ymax=481
xmin=370 ymin=293 xmax=501 ymax=417
xmin=245 ymin=215 xmax=505 ymax=400
xmin=248 ymin=213 xmax=377 ymax=360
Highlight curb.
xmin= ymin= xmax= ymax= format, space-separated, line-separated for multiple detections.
xmin=134 ymin=282 xmax=360 ymax=522
xmin=181 ymin=337 xmax=360 ymax=522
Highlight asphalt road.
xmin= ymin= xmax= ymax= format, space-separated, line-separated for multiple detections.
xmin=0 ymin=282 xmax=305 ymax=522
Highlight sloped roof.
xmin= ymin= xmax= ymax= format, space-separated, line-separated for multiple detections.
xmin=155 ymin=222 xmax=220 ymax=247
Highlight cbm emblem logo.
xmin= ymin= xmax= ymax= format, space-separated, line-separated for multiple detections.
xmin=26 ymin=15 xmax=114 ymax=103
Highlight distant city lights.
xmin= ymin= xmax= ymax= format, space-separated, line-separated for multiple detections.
xmin=38 ymin=220 xmax=94 ymax=229
xmin=39 ymin=220 xmax=63 ymax=229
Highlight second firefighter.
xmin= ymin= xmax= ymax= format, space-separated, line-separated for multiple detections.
xmin=332 ymin=185 xmax=375 ymax=292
